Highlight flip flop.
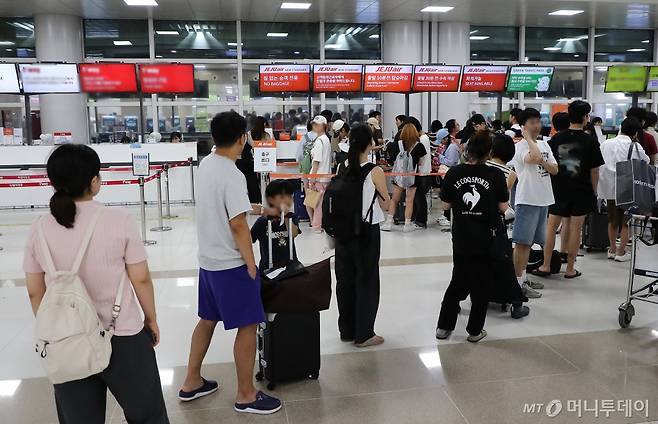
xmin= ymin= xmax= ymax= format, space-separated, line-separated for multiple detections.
xmin=564 ymin=270 xmax=582 ymax=279
xmin=530 ymin=269 xmax=551 ymax=277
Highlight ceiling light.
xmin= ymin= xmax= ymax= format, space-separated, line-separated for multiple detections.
xmin=5 ymin=48 xmax=12 ymax=51
xmin=281 ymin=2 xmax=312 ymax=9
xmin=267 ymin=32 xmax=288 ymax=38
xmin=549 ymin=9 xmax=584 ymax=16
xmin=543 ymin=47 xmax=561 ymax=51
xmin=325 ymin=43 xmax=341 ymax=49
xmin=193 ymin=65 xmax=206 ymax=69
xmin=470 ymin=36 xmax=490 ymax=41
xmin=227 ymin=42 xmax=243 ymax=46
xmin=369 ymin=34 xmax=379 ymax=39
xmin=421 ymin=6 xmax=454 ymax=13
xmin=156 ymin=30 xmax=179 ymax=35
xmin=113 ymin=40 xmax=132 ymax=46
xmin=642 ymin=39 xmax=651 ymax=43
xmin=294 ymin=51 xmax=301 ymax=54
xmin=0 ymin=41 xmax=15 ymax=45
xmin=123 ymin=0 xmax=158 ymax=5
xmin=170 ymin=50 xmax=177 ymax=53
xmin=627 ymin=48 xmax=645 ymax=52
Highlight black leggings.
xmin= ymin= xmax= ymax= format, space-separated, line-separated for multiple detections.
xmin=335 ymin=225 xmax=381 ymax=344
xmin=54 ymin=328 xmax=169 ymax=424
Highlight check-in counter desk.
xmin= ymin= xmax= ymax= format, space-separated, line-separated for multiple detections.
xmin=276 ymin=139 xmax=301 ymax=162
xmin=0 ymin=143 xmax=198 ymax=208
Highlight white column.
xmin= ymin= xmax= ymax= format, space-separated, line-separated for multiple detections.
xmin=381 ymin=21 xmax=422 ymax=138
xmin=34 ymin=14 xmax=89 ymax=143
xmin=437 ymin=21 xmax=470 ymax=125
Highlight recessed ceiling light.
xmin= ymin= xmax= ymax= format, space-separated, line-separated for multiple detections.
xmin=156 ymin=30 xmax=179 ymax=35
xmin=369 ymin=34 xmax=379 ymax=39
xmin=469 ymin=36 xmax=490 ymax=41
xmin=549 ymin=9 xmax=584 ymax=16
xmin=642 ymin=39 xmax=650 ymax=43
xmin=281 ymin=2 xmax=311 ymax=9
xmin=170 ymin=50 xmax=177 ymax=53
xmin=294 ymin=51 xmax=301 ymax=54
xmin=113 ymin=40 xmax=132 ymax=46
xmin=5 ymin=48 xmax=12 ymax=51
xmin=543 ymin=47 xmax=561 ymax=51
xmin=627 ymin=48 xmax=645 ymax=52
xmin=0 ymin=41 xmax=15 ymax=45
xmin=227 ymin=42 xmax=243 ymax=47
xmin=193 ymin=65 xmax=206 ymax=69
xmin=267 ymin=32 xmax=288 ymax=38
xmin=123 ymin=0 xmax=158 ymax=5
xmin=421 ymin=6 xmax=454 ymax=13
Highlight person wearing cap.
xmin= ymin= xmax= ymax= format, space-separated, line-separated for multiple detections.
xmin=367 ymin=116 xmax=384 ymax=145
xmin=333 ymin=120 xmax=351 ymax=171
xmin=309 ymin=115 xmax=332 ymax=232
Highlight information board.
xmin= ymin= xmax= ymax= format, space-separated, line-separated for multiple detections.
xmin=0 ymin=64 xmax=20 ymax=94
xmin=412 ymin=65 xmax=461 ymax=92
xmin=259 ymin=64 xmax=311 ymax=92
xmin=253 ymin=140 xmax=277 ymax=172
xmin=363 ymin=65 xmax=413 ymax=93
xmin=604 ymin=66 xmax=648 ymax=93
xmin=138 ymin=64 xmax=195 ymax=94
xmin=645 ymin=66 xmax=658 ymax=92
xmin=506 ymin=66 xmax=555 ymax=92
xmin=312 ymin=64 xmax=363 ymax=92
xmin=19 ymin=64 xmax=80 ymax=94
xmin=460 ymin=65 xmax=508 ymax=92
xmin=80 ymin=63 xmax=138 ymax=93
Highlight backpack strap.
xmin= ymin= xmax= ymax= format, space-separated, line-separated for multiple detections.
xmin=110 ymin=274 xmax=126 ymax=332
xmin=71 ymin=207 xmax=104 ymax=274
xmin=36 ymin=218 xmax=57 ymax=276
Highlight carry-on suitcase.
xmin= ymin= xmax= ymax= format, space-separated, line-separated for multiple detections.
xmin=582 ymin=202 xmax=609 ymax=252
xmin=294 ymin=188 xmax=310 ymax=221
xmin=490 ymin=258 xmax=528 ymax=312
xmin=256 ymin=217 xmax=326 ymax=390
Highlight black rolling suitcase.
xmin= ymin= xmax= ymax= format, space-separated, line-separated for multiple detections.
xmin=582 ymin=201 xmax=609 ymax=251
xmin=256 ymin=217 xmax=326 ymax=390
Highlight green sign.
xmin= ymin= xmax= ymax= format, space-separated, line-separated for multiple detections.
xmin=506 ymin=67 xmax=554 ymax=92
xmin=605 ymin=66 xmax=648 ymax=93
xmin=646 ymin=66 xmax=658 ymax=92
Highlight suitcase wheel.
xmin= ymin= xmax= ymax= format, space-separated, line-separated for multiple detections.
xmin=267 ymin=382 xmax=276 ymax=390
xmin=255 ymin=371 xmax=264 ymax=382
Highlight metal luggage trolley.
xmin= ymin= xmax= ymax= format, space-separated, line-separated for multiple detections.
xmin=618 ymin=214 xmax=658 ymax=328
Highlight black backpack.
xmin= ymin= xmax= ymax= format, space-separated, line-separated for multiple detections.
xmin=322 ymin=163 xmax=377 ymax=241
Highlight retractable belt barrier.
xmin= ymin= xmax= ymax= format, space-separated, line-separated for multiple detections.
xmin=269 ymin=170 xmax=448 ymax=180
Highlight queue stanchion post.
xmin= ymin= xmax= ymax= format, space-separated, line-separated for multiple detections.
xmin=162 ymin=163 xmax=178 ymax=219
xmin=138 ymin=177 xmax=157 ymax=246
xmin=188 ymin=157 xmax=196 ymax=205
xmin=150 ymin=171 xmax=172 ymax=232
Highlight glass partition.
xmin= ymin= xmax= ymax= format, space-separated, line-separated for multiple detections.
xmin=525 ymin=27 xmax=588 ymax=61
xmin=241 ymin=22 xmax=320 ymax=59
xmin=470 ymin=26 xmax=518 ymax=61
xmin=324 ymin=23 xmax=380 ymax=60
xmin=594 ymin=29 xmax=654 ymax=62
xmin=84 ymin=19 xmax=149 ymax=58
xmin=0 ymin=18 xmax=35 ymax=58
xmin=154 ymin=21 xmax=237 ymax=59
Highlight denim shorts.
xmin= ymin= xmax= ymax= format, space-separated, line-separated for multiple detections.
xmin=512 ymin=204 xmax=549 ymax=247
xmin=198 ymin=265 xmax=265 ymax=330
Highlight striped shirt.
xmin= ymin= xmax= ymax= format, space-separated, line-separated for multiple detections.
xmin=486 ymin=160 xmax=512 ymax=179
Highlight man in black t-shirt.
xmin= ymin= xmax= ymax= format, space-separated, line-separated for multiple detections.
xmin=535 ymin=101 xmax=604 ymax=279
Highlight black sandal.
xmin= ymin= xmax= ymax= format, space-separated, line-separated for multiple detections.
xmin=530 ymin=269 xmax=551 ymax=277
xmin=564 ymin=270 xmax=582 ymax=279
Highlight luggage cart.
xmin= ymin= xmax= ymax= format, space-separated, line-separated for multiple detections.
xmin=618 ymin=215 xmax=658 ymax=328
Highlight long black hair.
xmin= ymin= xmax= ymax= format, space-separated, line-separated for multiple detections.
xmin=346 ymin=124 xmax=372 ymax=177
xmin=46 ymin=144 xmax=101 ymax=228
xmin=250 ymin=116 xmax=268 ymax=141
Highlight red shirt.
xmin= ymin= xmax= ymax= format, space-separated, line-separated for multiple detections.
xmin=641 ymin=132 xmax=658 ymax=157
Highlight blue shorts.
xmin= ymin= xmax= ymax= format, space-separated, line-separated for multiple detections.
xmin=198 ymin=265 xmax=265 ymax=330
xmin=512 ymin=204 xmax=548 ymax=247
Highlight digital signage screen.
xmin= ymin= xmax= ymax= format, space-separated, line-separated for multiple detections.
xmin=19 ymin=63 xmax=80 ymax=94
xmin=138 ymin=64 xmax=195 ymax=94
xmin=460 ymin=65 xmax=508 ymax=92
xmin=412 ymin=65 xmax=461 ymax=92
xmin=0 ymin=64 xmax=20 ymax=94
xmin=647 ymin=66 xmax=658 ymax=92
xmin=506 ymin=66 xmax=555 ymax=92
xmin=605 ymin=66 xmax=648 ymax=93
xmin=259 ymin=64 xmax=311 ymax=92
xmin=363 ymin=64 xmax=413 ymax=93
xmin=312 ymin=64 xmax=363 ymax=92
xmin=79 ymin=63 xmax=138 ymax=93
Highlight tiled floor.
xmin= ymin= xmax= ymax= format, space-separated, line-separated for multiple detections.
xmin=1 ymin=204 xmax=658 ymax=423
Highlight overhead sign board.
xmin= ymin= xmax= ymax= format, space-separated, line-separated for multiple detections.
xmin=363 ymin=65 xmax=413 ymax=93
xmin=506 ymin=66 xmax=555 ymax=92
xmin=80 ymin=63 xmax=138 ymax=93
xmin=138 ymin=64 xmax=195 ymax=94
xmin=460 ymin=65 xmax=509 ymax=92
xmin=312 ymin=64 xmax=363 ymax=92
xmin=259 ymin=64 xmax=311 ymax=92
xmin=19 ymin=64 xmax=80 ymax=94
xmin=412 ymin=65 xmax=461 ymax=92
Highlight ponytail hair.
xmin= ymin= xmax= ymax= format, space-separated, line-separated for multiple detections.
xmin=46 ymin=144 xmax=101 ymax=228
xmin=346 ymin=124 xmax=372 ymax=177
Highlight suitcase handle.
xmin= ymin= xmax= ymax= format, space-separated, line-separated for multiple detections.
xmin=267 ymin=213 xmax=296 ymax=270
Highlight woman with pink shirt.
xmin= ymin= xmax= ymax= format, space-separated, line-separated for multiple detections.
xmin=23 ymin=144 xmax=169 ymax=424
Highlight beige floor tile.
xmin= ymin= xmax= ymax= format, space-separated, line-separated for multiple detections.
xmin=111 ymin=405 xmax=288 ymax=424
xmin=285 ymin=387 xmax=467 ymax=424
xmin=435 ymin=336 xmax=577 ymax=384
xmin=539 ymin=328 xmax=658 ymax=371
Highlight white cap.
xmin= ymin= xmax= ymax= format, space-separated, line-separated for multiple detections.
xmin=312 ymin=115 xmax=327 ymax=125
xmin=366 ymin=117 xmax=381 ymax=130
xmin=332 ymin=119 xmax=345 ymax=132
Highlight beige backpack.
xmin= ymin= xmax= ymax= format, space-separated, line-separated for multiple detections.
xmin=34 ymin=208 xmax=126 ymax=384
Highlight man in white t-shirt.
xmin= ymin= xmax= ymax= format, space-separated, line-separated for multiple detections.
xmin=505 ymin=107 xmax=523 ymax=138
xmin=511 ymin=108 xmax=558 ymax=299
xmin=309 ymin=115 xmax=332 ymax=232
xmin=179 ymin=111 xmax=282 ymax=415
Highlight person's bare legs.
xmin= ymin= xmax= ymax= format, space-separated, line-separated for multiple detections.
xmin=617 ymin=223 xmax=630 ymax=256
xmin=234 ymin=324 xmax=259 ymax=404
xmin=559 ymin=218 xmax=571 ymax=254
xmin=404 ymin=188 xmax=417 ymax=220
xmin=181 ymin=319 xmax=217 ymax=392
xmin=387 ymin=186 xmax=403 ymax=216
xmin=566 ymin=215 xmax=586 ymax=276
xmin=537 ymin=214 xmax=561 ymax=274
xmin=513 ymin=243 xmax=531 ymax=279
xmin=608 ymin=222 xmax=618 ymax=256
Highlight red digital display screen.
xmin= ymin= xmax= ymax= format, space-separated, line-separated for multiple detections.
xmin=259 ymin=64 xmax=311 ymax=92
xmin=312 ymin=64 xmax=363 ymax=92
xmin=138 ymin=64 xmax=195 ymax=94
xmin=79 ymin=63 xmax=138 ymax=93
xmin=460 ymin=65 xmax=509 ymax=92
xmin=363 ymin=65 xmax=413 ymax=93
xmin=412 ymin=65 xmax=461 ymax=92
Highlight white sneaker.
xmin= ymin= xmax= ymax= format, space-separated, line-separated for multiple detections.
xmin=436 ymin=216 xmax=450 ymax=227
xmin=615 ymin=252 xmax=631 ymax=262
xmin=381 ymin=220 xmax=392 ymax=232
xmin=403 ymin=223 xmax=417 ymax=233
xmin=607 ymin=250 xmax=616 ymax=260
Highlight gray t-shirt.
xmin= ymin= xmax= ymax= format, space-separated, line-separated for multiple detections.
xmin=196 ymin=154 xmax=252 ymax=271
